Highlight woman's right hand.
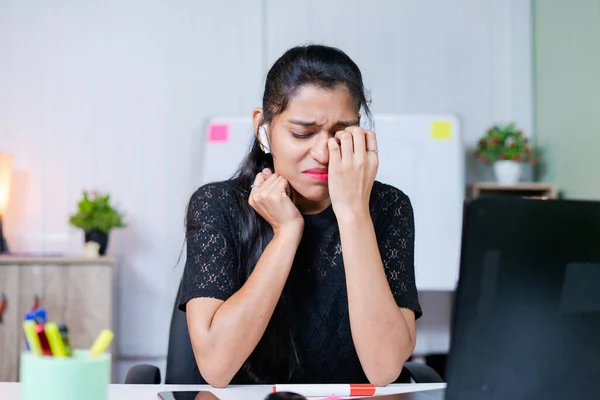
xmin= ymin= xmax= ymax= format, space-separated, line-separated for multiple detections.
xmin=249 ymin=168 xmax=304 ymax=235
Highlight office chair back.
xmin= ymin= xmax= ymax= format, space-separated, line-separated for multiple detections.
xmin=164 ymin=284 xmax=206 ymax=384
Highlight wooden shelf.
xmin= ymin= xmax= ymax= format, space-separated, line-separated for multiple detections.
xmin=467 ymin=182 xmax=559 ymax=200
xmin=0 ymin=255 xmax=115 ymax=265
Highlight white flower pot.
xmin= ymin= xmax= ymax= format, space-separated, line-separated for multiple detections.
xmin=493 ymin=160 xmax=522 ymax=185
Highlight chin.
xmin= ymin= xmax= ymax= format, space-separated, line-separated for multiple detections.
xmin=295 ymin=185 xmax=330 ymax=202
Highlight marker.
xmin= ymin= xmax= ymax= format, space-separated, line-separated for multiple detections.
xmin=44 ymin=323 xmax=68 ymax=357
xmin=272 ymin=384 xmax=377 ymax=397
xmin=35 ymin=323 xmax=53 ymax=356
xmin=35 ymin=307 xmax=45 ymax=323
xmin=58 ymin=324 xmax=73 ymax=357
xmin=90 ymin=329 xmax=113 ymax=357
xmin=23 ymin=309 xmax=41 ymax=351
xmin=22 ymin=321 xmax=42 ymax=356
xmin=24 ymin=308 xmax=46 ymax=324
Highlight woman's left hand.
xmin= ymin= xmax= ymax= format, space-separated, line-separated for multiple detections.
xmin=327 ymin=126 xmax=379 ymax=220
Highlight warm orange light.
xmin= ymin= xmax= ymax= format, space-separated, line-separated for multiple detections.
xmin=0 ymin=152 xmax=13 ymax=216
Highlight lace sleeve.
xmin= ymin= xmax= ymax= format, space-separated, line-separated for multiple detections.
xmin=177 ymin=183 xmax=240 ymax=311
xmin=375 ymin=185 xmax=422 ymax=319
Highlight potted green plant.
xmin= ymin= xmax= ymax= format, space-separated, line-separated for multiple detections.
xmin=473 ymin=123 xmax=537 ymax=184
xmin=69 ymin=191 xmax=126 ymax=255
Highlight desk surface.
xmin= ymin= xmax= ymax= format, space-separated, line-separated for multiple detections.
xmin=0 ymin=382 xmax=446 ymax=400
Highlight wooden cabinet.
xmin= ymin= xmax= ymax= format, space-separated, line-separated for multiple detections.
xmin=0 ymin=257 xmax=114 ymax=382
xmin=0 ymin=266 xmax=20 ymax=381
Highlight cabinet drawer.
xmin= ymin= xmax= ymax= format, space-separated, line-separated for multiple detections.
xmin=18 ymin=265 xmax=68 ymax=353
xmin=62 ymin=265 xmax=113 ymax=350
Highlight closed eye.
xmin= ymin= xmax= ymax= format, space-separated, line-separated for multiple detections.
xmin=291 ymin=132 xmax=313 ymax=139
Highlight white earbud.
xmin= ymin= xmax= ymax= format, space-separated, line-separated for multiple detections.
xmin=258 ymin=125 xmax=271 ymax=154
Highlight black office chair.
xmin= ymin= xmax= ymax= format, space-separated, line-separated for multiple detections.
xmin=125 ymin=282 xmax=444 ymax=385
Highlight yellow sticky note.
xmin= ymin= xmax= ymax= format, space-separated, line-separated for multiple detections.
xmin=431 ymin=120 xmax=452 ymax=140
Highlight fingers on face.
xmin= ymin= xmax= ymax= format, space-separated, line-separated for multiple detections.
xmin=272 ymin=175 xmax=290 ymax=197
xmin=251 ymin=171 xmax=275 ymax=201
xmin=262 ymin=172 xmax=280 ymax=191
xmin=347 ymin=127 xmax=366 ymax=162
xmin=364 ymin=130 xmax=377 ymax=154
xmin=333 ymin=127 xmax=375 ymax=164
xmin=249 ymin=172 xmax=266 ymax=206
xmin=335 ymin=130 xmax=354 ymax=162
xmin=328 ymin=137 xmax=341 ymax=164
xmin=253 ymin=172 xmax=267 ymax=188
xmin=251 ymin=172 xmax=287 ymax=199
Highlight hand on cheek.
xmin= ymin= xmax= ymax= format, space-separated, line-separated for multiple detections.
xmin=327 ymin=127 xmax=379 ymax=219
xmin=248 ymin=168 xmax=304 ymax=235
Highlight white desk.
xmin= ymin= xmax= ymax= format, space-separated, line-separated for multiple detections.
xmin=0 ymin=382 xmax=446 ymax=399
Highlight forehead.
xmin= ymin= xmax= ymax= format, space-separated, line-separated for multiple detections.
xmin=279 ymin=84 xmax=358 ymax=123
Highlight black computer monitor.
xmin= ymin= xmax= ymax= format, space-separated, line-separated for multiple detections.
xmin=445 ymin=197 xmax=600 ymax=399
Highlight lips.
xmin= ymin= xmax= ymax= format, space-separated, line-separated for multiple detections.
xmin=303 ymin=168 xmax=328 ymax=181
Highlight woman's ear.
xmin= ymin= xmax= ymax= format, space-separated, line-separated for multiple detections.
xmin=252 ymin=108 xmax=264 ymax=135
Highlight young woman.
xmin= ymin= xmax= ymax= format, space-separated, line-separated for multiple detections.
xmin=178 ymin=44 xmax=422 ymax=388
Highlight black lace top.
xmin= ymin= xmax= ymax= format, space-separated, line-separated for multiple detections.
xmin=177 ymin=179 xmax=422 ymax=384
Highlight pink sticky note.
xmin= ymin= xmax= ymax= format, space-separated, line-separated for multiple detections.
xmin=208 ymin=123 xmax=229 ymax=142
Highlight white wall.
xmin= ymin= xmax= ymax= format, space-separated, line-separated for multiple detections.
xmin=265 ymin=0 xmax=534 ymax=180
xmin=0 ymin=0 xmax=533 ymax=381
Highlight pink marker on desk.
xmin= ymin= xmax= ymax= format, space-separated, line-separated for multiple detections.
xmin=272 ymin=384 xmax=377 ymax=397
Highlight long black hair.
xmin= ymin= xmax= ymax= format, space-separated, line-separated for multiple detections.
xmin=231 ymin=44 xmax=373 ymax=383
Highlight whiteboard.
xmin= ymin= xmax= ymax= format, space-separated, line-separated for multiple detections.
xmin=199 ymin=115 xmax=465 ymax=291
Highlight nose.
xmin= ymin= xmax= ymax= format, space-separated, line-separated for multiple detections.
xmin=309 ymin=133 xmax=330 ymax=165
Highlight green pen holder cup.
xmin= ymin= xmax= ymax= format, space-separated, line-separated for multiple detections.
xmin=20 ymin=350 xmax=111 ymax=400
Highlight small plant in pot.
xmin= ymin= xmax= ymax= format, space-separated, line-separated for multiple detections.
xmin=69 ymin=191 xmax=126 ymax=256
xmin=473 ymin=123 xmax=538 ymax=185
